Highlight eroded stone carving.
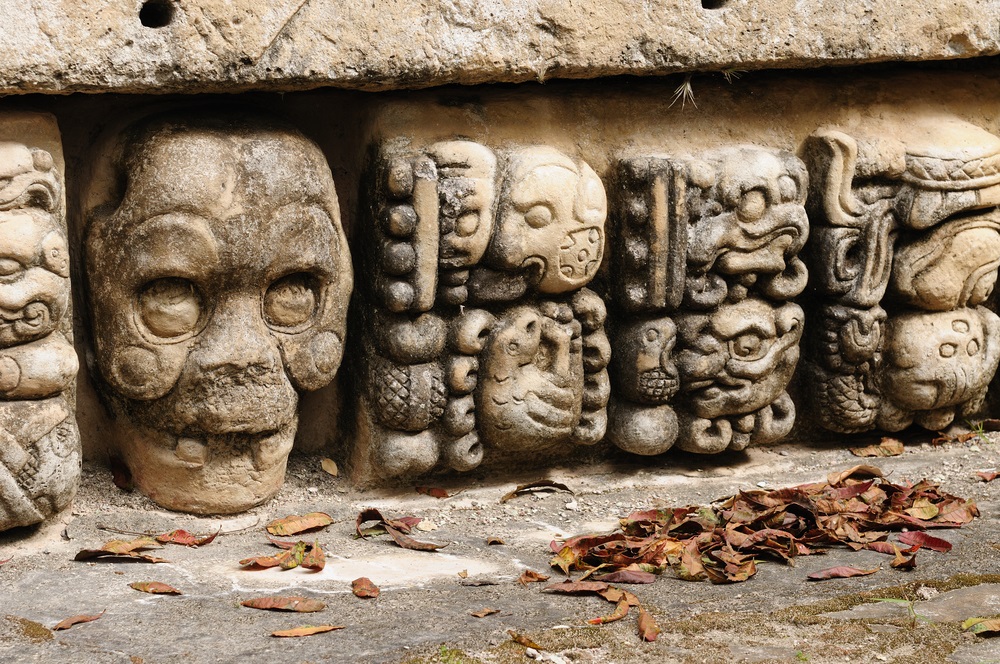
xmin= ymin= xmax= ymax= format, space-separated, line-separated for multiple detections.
xmin=84 ymin=113 xmax=352 ymax=514
xmin=607 ymin=147 xmax=807 ymax=454
xmin=802 ymin=114 xmax=1000 ymax=433
xmin=356 ymin=141 xmax=609 ymax=478
xmin=0 ymin=130 xmax=80 ymax=531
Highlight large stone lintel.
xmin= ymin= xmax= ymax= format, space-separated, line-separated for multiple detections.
xmin=0 ymin=1 xmax=998 ymax=94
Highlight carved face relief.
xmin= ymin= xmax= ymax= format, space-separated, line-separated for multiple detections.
xmin=676 ymin=299 xmax=803 ymax=419
xmin=881 ymin=307 xmax=1000 ymax=414
xmin=613 ymin=316 xmax=679 ymax=405
xmin=429 ymin=141 xmax=497 ymax=271
xmin=488 ymin=147 xmax=607 ymax=293
xmin=477 ymin=303 xmax=585 ymax=450
xmin=687 ymin=149 xmax=809 ymax=299
xmin=86 ymin=116 xmax=351 ymax=514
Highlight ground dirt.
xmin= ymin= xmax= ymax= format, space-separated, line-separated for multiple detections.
xmin=2 ymin=431 xmax=999 ymax=664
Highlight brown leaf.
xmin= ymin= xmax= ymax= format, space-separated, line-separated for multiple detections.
xmin=239 ymin=550 xmax=292 ymax=569
xmin=904 ymin=498 xmax=940 ymax=520
xmin=849 ymin=438 xmax=904 ymax=458
xmin=588 ymin=597 xmax=630 ymax=625
xmin=806 ymin=566 xmax=879 ymax=581
xmin=75 ymin=539 xmax=167 ymax=563
xmin=0 ymin=556 xmax=12 ymax=566
xmin=543 ymin=580 xmax=610 ymax=595
xmin=827 ymin=465 xmax=884 ymax=486
xmin=500 ymin=480 xmax=574 ymax=503
xmin=637 ymin=607 xmax=661 ymax=642
xmin=52 ymin=610 xmax=105 ymax=631
xmin=486 ymin=537 xmax=506 ymax=545
xmin=471 ymin=607 xmax=499 ymax=618
xmin=593 ymin=570 xmax=657 ymax=584
xmin=977 ymin=471 xmax=999 ymax=482
xmin=129 ymin=581 xmax=181 ymax=595
xmin=518 ymin=570 xmax=550 ymax=586
xmin=301 ymin=542 xmax=325 ymax=571
xmin=384 ymin=524 xmax=446 ymax=551
xmin=890 ymin=551 xmax=917 ymax=570
xmin=265 ymin=512 xmax=333 ymax=537
xmin=320 ymin=457 xmax=339 ymax=476
xmin=508 ymin=629 xmax=544 ymax=650
xmin=281 ymin=541 xmax=307 ymax=570
xmin=241 ymin=596 xmax=326 ymax=612
xmin=965 ymin=618 xmax=1000 ymax=635
xmin=416 ymin=486 xmax=450 ymax=499
xmin=351 ymin=577 xmax=380 ymax=599
xmin=898 ymin=531 xmax=952 ymax=553
xmin=267 ymin=537 xmax=297 ymax=550
xmin=109 ymin=456 xmax=133 ymax=492
xmin=271 ymin=625 xmax=344 ymax=638
xmin=155 ymin=529 xmax=219 ymax=547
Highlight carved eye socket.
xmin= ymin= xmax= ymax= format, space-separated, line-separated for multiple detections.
xmin=729 ymin=333 xmax=769 ymax=361
xmin=939 ymin=342 xmax=957 ymax=358
xmin=264 ymin=273 xmax=319 ymax=330
xmin=523 ymin=205 xmax=553 ymax=229
xmin=645 ymin=328 xmax=660 ymax=342
xmin=455 ymin=212 xmax=480 ymax=237
xmin=737 ymin=189 xmax=767 ymax=222
xmin=967 ymin=339 xmax=980 ymax=356
xmin=139 ymin=278 xmax=202 ymax=339
xmin=0 ymin=258 xmax=22 ymax=277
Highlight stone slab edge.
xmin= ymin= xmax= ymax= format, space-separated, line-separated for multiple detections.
xmin=1 ymin=0 xmax=999 ymax=95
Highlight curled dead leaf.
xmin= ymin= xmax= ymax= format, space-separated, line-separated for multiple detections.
xmin=963 ymin=617 xmax=1000 ymax=635
xmin=320 ymin=457 xmax=339 ymax=477
xmin=265 ymin=512 xmax=333 ymax=537
xmin=977 ymin=471 xmax=999 ymax=483
xmin=74 ymin=539 xmax=167 ymax=563
xmin=52 ymin=610 xmax=105 ymax=631
xmin=471 ymin=608 xmax=499 ymax=618
xmin=806 ymin=566 xmax=879 ymax=581
xmin=301 ymin=542 xmax=325 ymax=571
xmin=508 ymin=629 xmax=543 ymax=650
xmin=593 ymin=570 xmax=656 ymax=584
xmin=849 ymin=438 xmax=904 ymax=458
xmin=351 ymin=577 xmax=380 ymax=599
xmin=501 ymin=480 xmax=573 ymax=503
xmin=637 ymin=607 xmax=661 ymax=642
xmin=897 ymin=531 xmax=952 ymax=553
xmin=486 ymin=537 xmax=506 ymax=546
xmin=518 ymin=570 xmax=550 ymax=586
xmin=588 ymin=597 xmax=630 ymax=625
xmin=827 ymin=465 xmax=884 ymax=486
xmin=543 ymin=580 xmax=609 ymax=595
xmin=416 ymin=486 xmax=450 ymax=498
xmin=155 ymin=529 xmax=219 ymax=547
xmin=129 ymin=581 xmax=181 ymax=595
xmin=242 ymin=596 xmax=326 ymax=612
xmin=271 ymin=625 xmax=344 ymax=638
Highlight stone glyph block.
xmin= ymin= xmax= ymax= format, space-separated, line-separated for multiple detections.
xmin=0 ymin=113 xmax=80 ymax=531
xmin=607 ymin=146 xmax=807 ymax=455
xmin=803 ymin=113 xmax=1000 ymax=433
xmin=82 ymin=112 xmax=352 ymax=514
xmin=354 ymin=141 xmax=610 ymax=478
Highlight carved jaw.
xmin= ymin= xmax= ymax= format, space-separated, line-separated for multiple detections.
xmin=115 ymin=412 xmax=297 ymax=514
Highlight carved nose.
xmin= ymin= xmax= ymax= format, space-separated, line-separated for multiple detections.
xmin=190 ymin=295 xmax=281 ymax=374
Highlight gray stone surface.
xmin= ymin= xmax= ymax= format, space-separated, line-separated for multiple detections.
xmin=0 ymin=1 xmax=999 ymax=94
xmin=2 ymin=435 xmax=999 ymax=662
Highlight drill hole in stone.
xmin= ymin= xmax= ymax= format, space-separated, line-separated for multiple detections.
xmin=702 ymin=0 xmax=728 ymax=8
xmin=139 ymin=0 xmax=174 ymax=28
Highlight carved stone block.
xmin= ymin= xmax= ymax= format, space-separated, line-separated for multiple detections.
xmin=0 ymin=115 xmax=80 ymax=531
xmin=355 ymin=141 xmax=609 ymax=478
xmin=802 ymin=114 xmax=1000 ymax=433
xmin=83 ymin=113 xmax=352 ymax=514
xmin=607 ymin=146 xmax=808 ymax=455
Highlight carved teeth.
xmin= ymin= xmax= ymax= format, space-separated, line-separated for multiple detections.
xmin=174 ymin=437 xmax=208 ymax=467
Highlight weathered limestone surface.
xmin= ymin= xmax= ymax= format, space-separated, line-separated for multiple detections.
xmin=0 ymin=112 xmax=79 ymax=531
xmin=0 ymin=1 xmax=998 ymax=94
xmin=81 ymin=112 xmax=352 ymax=514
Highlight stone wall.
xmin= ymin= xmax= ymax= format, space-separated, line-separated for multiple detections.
xmin=3 ymin=39 xmax=1000 ymax=519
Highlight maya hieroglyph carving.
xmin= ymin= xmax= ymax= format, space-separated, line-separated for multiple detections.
xmin=356 ymin=141 xmax=609 ymax=478
xmin=803 ymin=114 xmax=1000 ymax=434
xmin=607 ymin=147 xmax=808 ymax=455
xmin=0 ymin=134 xmax=80 ymax=531
xmin=84 ymin=114 xmax=352 ymax=514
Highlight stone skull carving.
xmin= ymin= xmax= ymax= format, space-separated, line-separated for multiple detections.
xmin=0 ymin=136 xmax=80 ymax=532
xmin=85 ymin=114 xmax=351 ymax=514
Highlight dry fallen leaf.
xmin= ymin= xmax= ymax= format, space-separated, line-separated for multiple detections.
xmin=518 ymin=570 xmax=550 ymax=586
xmin=265 ymin=512 xmax=333 ymax=537
xmin=543 ymin=581 xmax=610 ymax=594
xmin=129 ymin=581 xmax=181 ymax=595
xmin=271 ymin=625 xmax=344 ymax=638
xmin=74 ymin=539 xmax=167 ymax=563
xmin=849 ymin=438 xmax=904 ymax=458
xmin=351 ymin=577 xmax=380 ymax=599
xmin=52 ymin=610 xmax=105 ymax=631
xmin=890 ymin=551 xmax=917 ymax=570
xmin=977 ymin=471 xmax=999 ymax=482
xmin=501 ymin=480 xmax=574 ymax=503
xmin=593 ymin=570 xmax=656 ymax=584
xmin=320 ymin=457 xmax=339 ymax=477
xmin=155 ymin=529 xmax=219 ymax=547
xmin=457 ymin=569 xmax=469 ymax=579
xmin=471 ymin=608 xmax=499 ymax=618
xmin=588 ymin=598 xmax=630 ymax=625
xmin=241 ymin=596 xmax=326 ymax=612
xmin=637 ymin=607 xmax=661 ymax=642
xmin=507 ymin=629 xmax=544 ymax=650
xmin=416 ymin=486 xmax=450 ymax=499
xmin=486 ymin=537 xmax=506 ymax=546
xmin=0 ymin=556 xmax=12 ymax=566
xmin=301 ymin=542 xmax=325 ymax=571
xmin=963 ymin=617 xmax=1000 ymax=635
xmin=806 ymin=566 xmax=879 ymax=581
xmin=898 ymin=531 xmax=952 ymax=553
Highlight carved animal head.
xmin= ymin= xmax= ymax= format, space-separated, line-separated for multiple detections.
xmin=488 ymin=147 xmax=606 ymax=294
xmin=676 ymin=298 xmax=803 ymax=419
xmin=85 ymin=113 xmax=352 ymax=513
xmin=612 ymin=316 xmax=679 ymax=405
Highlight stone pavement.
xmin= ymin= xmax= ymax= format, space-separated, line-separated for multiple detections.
xmin=1 ymin=434 xmax=999 ymax=664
